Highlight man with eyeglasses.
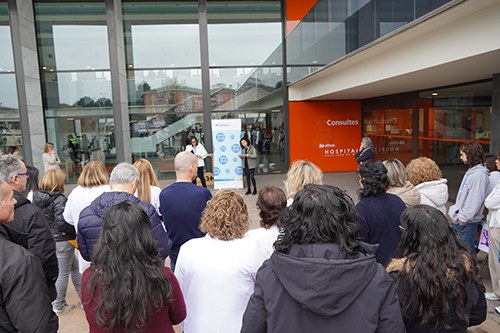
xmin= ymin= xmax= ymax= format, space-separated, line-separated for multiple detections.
xmin=0 ymin=179 xmax=58 ymax=332
xmin=0 ymin=155 xmax=58 ymax=302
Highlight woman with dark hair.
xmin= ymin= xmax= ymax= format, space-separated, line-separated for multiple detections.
xmin=239 ymin=137 xmax=258 ymax=195
xmin=386 ymin=205 xmax=486 ymax=332
xmin=248 ymin=186 xmax=286 ymax=265
xmin=356 ymin=160 xmax=406 ymax=266
xmin=185 ymin=136 xmax=208 ymax=188
xmin=23 ymin=165 xmax=40 ymax=202
xmin=485 ymin=154 xmax=500 ymax=194
xmin=241 ymin=184 xmax=404 ymax=333
xmin=82 ymin=201 xmax=186 ymax=333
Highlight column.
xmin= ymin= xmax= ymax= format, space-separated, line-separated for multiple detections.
xmin=492 ymin=73 xmax=500 ymax=154
xmin=8 ymin=0 xmax=45 ymax=170
xmin=106 ymin=0 xmax=131 ymax=163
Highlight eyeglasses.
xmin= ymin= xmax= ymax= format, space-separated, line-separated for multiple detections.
xmin=17 ymin=171 xmax=31 ymax=177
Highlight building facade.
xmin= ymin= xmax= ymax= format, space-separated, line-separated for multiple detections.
xmin=1 ymin=0 xmax=499 ymax=181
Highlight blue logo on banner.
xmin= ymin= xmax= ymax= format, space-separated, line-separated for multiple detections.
xmin=233 ymin=157 xmax=238 ymax=162
xmin=225 ymin=169 xmax=230 ymax=174
xmin=220 ymin=145 xmax=226 ymax=152
xmin=216 ymin=133 xmax=225 ymax=142
xmin=235 ymin=167 xmax=243 ymax=175
xmin=214 ymin=167 xmax=220 ymax=176
xmin=231 ymin=144 xmax=241 ymax=153
xmin=219 ymin=156 xmax=228 ymax=165
xmin=230 ymin=134 xmax=235 ymax=140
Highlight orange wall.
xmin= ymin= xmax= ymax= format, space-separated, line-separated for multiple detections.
xmin=289 ymin=101 xmax=362 ymax=172
xmin=286 ymin=0 xmax=319 ymax=35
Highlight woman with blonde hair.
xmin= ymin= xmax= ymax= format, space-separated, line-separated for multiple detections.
xmin=33 ymin=169 xmax=81 ymax=315
xmin=133 ymin=158 xmax=161 ymax=215
xmin=405 ymin=157 xmax=448 ymax=214
xmin=175 ymin=190 xmax=259 ymax=333
xmin=284 ymin=160 xmax=322 ymax=206
xmin=383 ymin=158 xmax=421 ymax=206
xmin=42 ymin=142 xmax=61 ymax=173
xmin=63 ymin=160 xmax=109 ymax=273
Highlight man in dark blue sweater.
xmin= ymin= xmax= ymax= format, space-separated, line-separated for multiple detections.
xmin=160 ymin=151 xmax=212 ymax=270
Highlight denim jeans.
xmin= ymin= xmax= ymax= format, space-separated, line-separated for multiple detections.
xmin=452 ymin=223 xmax=479 ymax=254
xmin=53 ymin=241 xmax=82 ymax=310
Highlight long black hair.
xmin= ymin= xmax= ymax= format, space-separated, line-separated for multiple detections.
xmin=393 ymin=205 xmax=481 ymax=328
xmin=358 ymin=160 xmax=388 ymax=199
xmin=86 ymin=201 xmax=171 ymax=332
xmin=274 ymin=184 xmax=361 ymax=255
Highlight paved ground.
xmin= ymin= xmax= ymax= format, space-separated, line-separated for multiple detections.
xmin=60 ymin=172 xmax=500 ymax=332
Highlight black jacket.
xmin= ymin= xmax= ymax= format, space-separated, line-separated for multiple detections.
xmin=355 ymin=147 xmax=375 ymax=164
xmin=32 ymin=190 xmax=76 ymax=242
xmin=0 ymin=238 xmax=58 ymax=332
xmin=0 ymin=191 xmax=58 ymax=301
xmin=387 ymin=258 xmax=487 ymax=332
xmin=241 ymin=243 xmax=405 ymax=333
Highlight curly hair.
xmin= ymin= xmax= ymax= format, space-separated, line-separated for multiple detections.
xmin=406 ymin=157 xmax=443 ymax=186
xmin=284 ymin=160 xmax=323 ymax=199
xmin=40 ymin=169 xmax=66 ymax=193
xmin=275 ymin=184 xmax=361 ymax=255
xmin=133 ymin=159 xmax=160 ymax=204
xmin=390 ymin=205 xmax=482 ymax=329
xmin=78 ymin=161 xmax=109 ymax=187
xmin=460 ymin=142 xmax=485 ymax=167
xmin=200 ymin=190 xmax=249 ymax=240
xmin=256 ymin=186 xmax=286 ymax=228
xmin=383 ymin=158 xmax=408 ymax=187
xmin=86 ymin=201 xmax=171 ymax=332
xmin=358 ymin=160 xmax=388 ymax=199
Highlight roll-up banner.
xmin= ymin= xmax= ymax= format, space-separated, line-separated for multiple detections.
xmin=211 ymin=119 xmax=244 ymax=190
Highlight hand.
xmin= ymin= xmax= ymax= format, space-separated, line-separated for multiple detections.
xmin=457 ymin=220 xmax=467 ymax=226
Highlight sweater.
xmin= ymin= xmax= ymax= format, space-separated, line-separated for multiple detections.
xmin=356 ymin=192 xmax=406 ymax=266
xmin=82 ymin=266 xmax=186 ymax=333
xmin=387 ymin=181 xmax=421 ymax=206
xmin=159 ymin=182 xmax=211 ymax=267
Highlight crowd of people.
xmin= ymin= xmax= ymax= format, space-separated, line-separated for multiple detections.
xmin=0 ymin=137 xmax=498 ymax=333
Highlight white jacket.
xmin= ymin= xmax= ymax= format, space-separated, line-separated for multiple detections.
xmin=485 ymin=181 xmax=500 ymax=228
xmin=175 ymin=234 xmax=259 ymax=333
xmin=415 ymin=179 xmax=449 ymax=214
xmin=185 ymin=143 xmax=208 ymax=167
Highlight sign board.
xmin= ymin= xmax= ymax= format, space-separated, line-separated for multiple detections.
xmin=289 ymin=101 xmax=362 ymax=172
xmin=478 ymin=223 xmax=489 ymax=253
xmin=211 ymin=119 xmax=243 ymax=189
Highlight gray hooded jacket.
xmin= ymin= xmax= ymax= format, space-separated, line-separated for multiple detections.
xmin=241 ymin=243 xmax=405 ymax=333
xmin=448 ymin=164 xmax=489 ymax=224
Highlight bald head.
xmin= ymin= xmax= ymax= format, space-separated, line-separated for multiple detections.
xmin=175 ymin=151 xmax=197 ymax=182
xmin=175 ymin=151 xmax=197 ymax=172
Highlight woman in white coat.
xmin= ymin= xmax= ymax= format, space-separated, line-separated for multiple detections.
xmin=485 ymin=154 xmax=500 ymax=303
xmin=406 ymin=157 xmax=449 ymax=214
xmin=63 ymin=161 xmax=109 ymax=273
xmin=175 ymin=190 xmax=259 ymax=333
xmin=185 ymin=136 xmax=208 ymax=188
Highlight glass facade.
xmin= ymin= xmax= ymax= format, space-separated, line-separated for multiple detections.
xmin=0 ymin=1 xmax=22 ymax=154
xmin=286 ymin=0 xmax=453 ymax=83
xmin=35 ymin=2 xmax=114 ymax=178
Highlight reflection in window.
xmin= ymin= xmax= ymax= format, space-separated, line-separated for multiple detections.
xmin=210 ymin=67 xmax=283 ymax=111
xmin=35 ymin=2 xmax=114 ymax=177
xmin=0 ymin=2 xmax=22 ymax=152
xmin=123 ymin=2 xmax=200 ymax=68
xmin=207 ymin=1 xmax=282 ymax=66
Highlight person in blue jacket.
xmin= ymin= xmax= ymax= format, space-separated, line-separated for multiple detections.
xmin=77 ymin=163 xmax=171 ymax=261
